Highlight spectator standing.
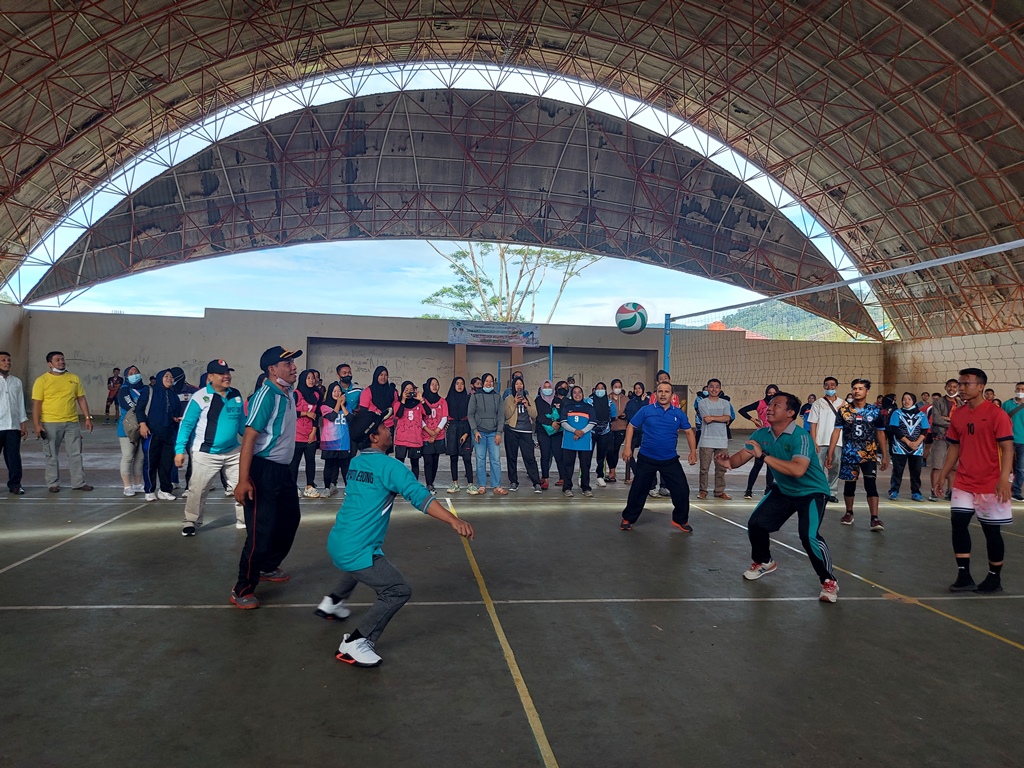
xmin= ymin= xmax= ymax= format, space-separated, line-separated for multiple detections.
xmin=607 ymin=379 xmax=629 ymax=482
xmin=468 ymin=373 xmax=505 ymax=495
xmin=888 ymin=392 xmax=929 ymax=501
xmin=503 ymin=377 xmax=541 ymax=492
xmin=31 ymin=351 xmax=93 ymax=493
xmin=421 ymin=377 xmax=448 ymax=493
xmin=0 ymin=350 xmax=27 ymax=494
xmin=807 ymin=377 xmax=843 ymax=503
xmin=696 ymin=378 xmax=734 ymax=499
xmin=589 ymin=382 xmax=618 ymax=488
xmin=534 ymin=380 xmax=564 ymax=491
xmin=444 ymin=377 xmax=475 ymax=493
xmin=136 ymin=369 xmax=182 ymax=501
xmin=291 ymin=369 xmax=322 ymax=498
xmin=359 ymin=366 xmax=400 ymax=429
xmin=623 ymin=381 xmax=647 ymax=483
xmin=104 ymin=367 xmax=123 ymax=425
xmin=929 ymin=379 xmax=962 ymax=501
xmin=800 ymin=394 xmax=816 ymax=430
xmin=116 ymin=365 xmax=145 ymax=496
xmin=739 ymin=384 xmax=779 ymax=499
xmin=560 ymin=386 xmax=597 ymax=498
xmin=394 ymin=381 xmax=428 ymax=480
xmin=319 ymin=381 xmax=353 ymax=498
xmin=1003 ymin=382 xmax=1024 ymax=502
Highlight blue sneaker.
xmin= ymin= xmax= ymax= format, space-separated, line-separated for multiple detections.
xmin=888 ymin=491 xmax=898 ymax=500
xmin=911 ymin=492 xmax=923 ymax=501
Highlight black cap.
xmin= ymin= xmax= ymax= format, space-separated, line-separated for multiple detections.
xmin=259 ymin=346 xmax=303 ymax=371
xmin=206 ymin=359 xmax=234 ymax=374
xmin=349 ymin=408 xmax=392 ymax=450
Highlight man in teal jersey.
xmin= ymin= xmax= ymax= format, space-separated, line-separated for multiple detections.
xmin=716 ymin=392 xmax=839 ymax=603
xmin=318 ymin=408 xmax=474 ymax=668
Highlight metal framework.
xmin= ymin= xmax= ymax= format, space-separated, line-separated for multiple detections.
xmin=0 ymin=1 xmax=1022 ymax=339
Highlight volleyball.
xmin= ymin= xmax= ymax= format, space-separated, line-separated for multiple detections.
xmin=615 ymin=302 xmax=648 ymax=334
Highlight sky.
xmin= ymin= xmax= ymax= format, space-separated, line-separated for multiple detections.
xmin=35 ymin=239 xmax=766 ymax=328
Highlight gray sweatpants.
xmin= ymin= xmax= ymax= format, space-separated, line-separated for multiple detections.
xmin=817 ymin=445 xmax=840 ymax=498
xmin=42 ymin=421 xmax=85 ymax=488
xmin=332 ymin=554 xmax=412 ymax=643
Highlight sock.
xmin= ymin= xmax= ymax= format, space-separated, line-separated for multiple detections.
xmin=347 ymin=628 xmax=364 ymax=641
xmin=955 ymin=556 xmax=972 ymax=581
xmin=329 ymin=593 xmax=342 ymax=603
xmin=988 ymin=563 xmax=1003 ymax=578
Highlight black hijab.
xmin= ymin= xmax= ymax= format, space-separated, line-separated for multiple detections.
xmin=591 ymin=383 xmax=610 ymax=422
xmin=324 ymin=382 xmax=344 ymax=410
xmin=446 ymin=377 xmax=470 ymax=420
xmin=170 ymin=366 xmax=186 ymax=394
xmin=296 ymin=369 xmax=321 ymax=407
xmin=423 ymin=377 xmax=441 ymax=404
xmin=369 ymin=365 xmax=395 ymax=412
xmin=397 ymin=380 xmax=419 ymax=416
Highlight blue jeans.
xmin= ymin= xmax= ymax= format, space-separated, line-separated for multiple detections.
xmin=1013 ymin=443 xmax=1024 ymax=497
xmin=475 ymin=431 xmax=501 ymax=488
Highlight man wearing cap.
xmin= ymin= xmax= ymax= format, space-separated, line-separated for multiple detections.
xmin=174 ymin=360 xmax=247 ymax=537
xmin=230 ymin=346 xmax=303 ymax=609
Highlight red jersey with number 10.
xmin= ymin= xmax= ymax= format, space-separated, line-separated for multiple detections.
xmin=945 ymin=400 xmax=1013 ymax=494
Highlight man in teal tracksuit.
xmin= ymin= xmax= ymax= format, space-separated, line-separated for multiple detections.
xmin=319 ymin=409 xmax=475 ymax=668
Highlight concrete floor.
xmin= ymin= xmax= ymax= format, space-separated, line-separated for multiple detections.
xmin=1 ymin=425 xmax=1022 ymax=768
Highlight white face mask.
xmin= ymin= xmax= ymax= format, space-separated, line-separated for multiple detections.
xmin=846 ymin=397 xmax=854 ymax=404
xmin=275 ymin=377 xmax=292 ymax=389
xmin=50 ymin=367 xmax=66 ymax=374
xmin=1015 ymin=392 xmax=1024 ymax=400
xmin=612 ymin=388 xmax=622 ymax=395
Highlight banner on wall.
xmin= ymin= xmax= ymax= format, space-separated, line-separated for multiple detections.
xmin=447 ymin=321 xmax=540 ymax=347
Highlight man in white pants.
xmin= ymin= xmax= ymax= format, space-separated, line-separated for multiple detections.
xmin=807 ymin=375 xmax=842 ymax=503
xmin=174 ymin=360 xmax=246 ymax=536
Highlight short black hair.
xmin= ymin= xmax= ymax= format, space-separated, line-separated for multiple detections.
xmin=851 ymin=378 xmax=871 ymax=390
xmin=45 ymin=351 xmax=63 ymax=363
xmin=1016 ymin=382 xmax=1024 ymax=388
xmin=772 ymin=392 xmax=802 ymax=417
xmin=336 ymin=363 xmax=351 ymax=374
xmin=946 ymin=378 xmax=958 ymax=386
xmin=959 ymin=367 xmax=988 ymax=385
xmin=932 ymin=392 xmax=941 ymax=398
xmin=707 ymin=378 xmax=721 ymax=386
xmin=0 ymin=351 xmax=9 ymax=357
xmin=824 ymin=376 xmax=838 ymax=386
xmin=655 ymin=369 xmax=670 ymax=380
xmin=984 ymin=388 xmax=995 ymax=394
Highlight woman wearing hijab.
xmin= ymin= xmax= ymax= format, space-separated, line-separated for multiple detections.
xmin=739 ymin=384 xmax=780 ymax=499
xmin=136 ymin=368 xmax=183 ymax=501
xmin=503 ymin=376 xmax=541 ymax=492
xmin=800 ymin=393 xmax=816 ymax=430
xmin=319 ymin=381 xmax=353 ymax=498
xmin=116 ymin=364 xmax=146 ymax=496
xmin=394 ymin=380 xmax=428 ymax=479
xmin=607 ymin=379 xmax=629 ymax=483
xmin=421 ymin=377 xmax=449 ymax=493
xmin=560 ymin=385 xmax=597 ymax=497
xmin=445 ymin=377 xmax=475 ymax=493
xmin=292 ymin=369 xmax=323 ymax=498
xmin=623 ymin=382 xmax=647 ymax=483
xmin=534 ymin=380 xmax=565 ymax=490
xmin=359 ymin=365 xmax=400 ymax=428
xmin=588 ymin=381 xmax=619 ymax=488
xmin=888 ymin=392 xmax=929 ymax=501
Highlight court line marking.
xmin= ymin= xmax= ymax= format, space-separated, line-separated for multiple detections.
xmin=888 ymin=499 xmax=1024 ymax=539
xmin=693 ymin=504 xmax=1024 ymax=652
xmin=448 ymin=498 xmax=558 ymax=768
xmin=0 ymin=503 xmax=148 ymax=575
xmin=5 ymin=594 xmax=1024 ymax=611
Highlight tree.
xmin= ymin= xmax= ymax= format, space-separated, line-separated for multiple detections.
xmin=421 ymin=242 xmax=601 ymax=323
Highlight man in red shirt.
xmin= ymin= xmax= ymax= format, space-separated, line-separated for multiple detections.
xmin=937 ymin=367 xmax=1013 ymax=594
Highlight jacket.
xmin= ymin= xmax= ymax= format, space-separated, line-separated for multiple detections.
xmin=504 ymin=393 xmax=538 ymax=430
xmin=468 ymin=390 xmax=505 ymax=434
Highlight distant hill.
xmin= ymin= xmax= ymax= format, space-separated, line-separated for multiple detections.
xmin=717 ymin=302 xmax=851 ymax=341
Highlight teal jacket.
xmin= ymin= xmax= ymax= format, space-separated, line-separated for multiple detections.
xmin=174 ymin=383 xmax=245 ymax=455
xmin=327 ymin=449 xmax=435 ymax=571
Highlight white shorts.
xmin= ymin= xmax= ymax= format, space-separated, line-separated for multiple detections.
xmin=950 ymin=488 xmax=1013 ymax=525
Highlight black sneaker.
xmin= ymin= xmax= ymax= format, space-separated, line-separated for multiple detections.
xmin=870 ymin=516 xmax=884 ymax=532
xmin=671 ymin=521 xmax=693 ymax=533
xmin=828 ymin=495 xmax=838 ymax=503
xmin=8 ymin=487 xmax=24 ymax=495
xmin=509 ymin=482 xmax=519 ymax=492
xmin=743 ymin=492 xmax=753 ymax=500
xmin=181 ymin=524 xmax=197 ymax=537
xmin=427 ymin=484 xmax=436 ymax=493
xmin=974 ymin=575 xmax=1003 ymax=594
xmin=1013 ymin=495 xmax=1024 ymax=502
xmin=948 ymin=576 xmax=976 ymax=593
xmin=620 ymin=519 xmax=633 ymax=531
xmin=533 ymin=484 xmax=542 ymax=493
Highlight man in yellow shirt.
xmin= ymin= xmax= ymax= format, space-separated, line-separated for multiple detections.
xmin=31 ymin=351 xmax=94 ymax=492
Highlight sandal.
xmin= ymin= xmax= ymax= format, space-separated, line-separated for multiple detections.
xmin=493 ymin=487 xmax=508 ymax=495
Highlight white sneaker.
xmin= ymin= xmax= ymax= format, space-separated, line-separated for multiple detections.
xmin=123 ymin=487 xmax=136 ymax=497
xmin=336 ymin=633 xmax=382 ymax=667
xmin=145 ymin=493 xmax=157 ymax=502
xmin=235 ymin=521 xmax=246 ymax=530
xmin=182 ymin=489 xmax=191 ymax=497
xmin=303 ymin=486 xmax=320 ymax=498
xmin=596 ymin=477 xmax=607 ymax=488
xmin=743 ymin=560 xmax=778 ymax=580
xmin=315 ymin=595 xmax=352 ymax=620
xmin=819 ymin=579 xmax=839 ymax=603
xmin=157 ymin=491 xmax=176 ymax=501
xmin=319 ymin=486 xmax=335 ymax=498
xmin=133 ymin=483 xmax=146 ymax=492
xmin=224 ymin=487 xmax=234 ymax=497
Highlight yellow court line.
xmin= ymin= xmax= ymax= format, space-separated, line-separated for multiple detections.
xmin=447 ymin=500 xmax=559 ymax=768
xmin=888 ymin=500 xmax=1024 ymax=539
xmin=693 ymin=503 xmax=1024 ymax=653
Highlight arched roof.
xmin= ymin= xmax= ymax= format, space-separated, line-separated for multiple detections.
xmin=1 ymin=1 xmax=1022 ymax=338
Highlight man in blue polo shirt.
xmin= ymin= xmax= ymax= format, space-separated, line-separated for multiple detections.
xmin=619 ymin=381 xmax=697 ymax=531
xmin=230 ymin=345 xmax=302 ymax=610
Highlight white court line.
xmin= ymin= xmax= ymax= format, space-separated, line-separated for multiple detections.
xmin=5 ymin=594 xmax=1022 ymax=611
xmin=0 ymin=503 xmax=147 ymax=575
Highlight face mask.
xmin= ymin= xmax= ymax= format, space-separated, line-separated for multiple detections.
xmin=846 ymin=397 xmax=854 ymax=404
xmin=341 ymin=375 xmax=352 ymax=384
xmin=541 ymin=388 xmax=553 ymax=396
xmin=50 ymin=367 xmax=65 ymax=374
xmin=595 ymin=389 xmax=606 ymax=398
xmin=824 ymin=389 xmax=836 ymax=397
xmin=127 ymin=373 xmax=142 ymax=384
xmin=483 ymin=386 xmax=494 ymax=393
xmin=612 ymin=388 xmax=622 ymax=395
xmin=701 ymin=390 xmax=709 ymax=397
xmin=1016 ymin=393 xmax=1024 ymax=400
xmin=275 ymin=377 xmax=291 ymax=389
xmin=556 ymin=388 xmax=568 ymax=397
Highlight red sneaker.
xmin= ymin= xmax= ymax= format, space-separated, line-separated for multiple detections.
xmin=540 ymin=479 xmax=549 ymax=490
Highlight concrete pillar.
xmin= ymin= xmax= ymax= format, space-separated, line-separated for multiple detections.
xmin=454 ymin=344 xmax=467 ymax=379
xmin=511 ymin=346 xmax=524 ymax=367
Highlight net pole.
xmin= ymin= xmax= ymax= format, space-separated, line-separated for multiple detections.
xmin=498 ymin=361 xmax=502 ymax=391
xmin=549 ymin=345 xmax=553 ymax=382
xmin=663 ymin=313 xmax=671 ymax=376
